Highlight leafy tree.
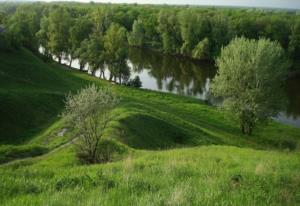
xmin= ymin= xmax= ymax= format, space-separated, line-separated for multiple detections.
xmin=178 ymin=10 xmax=210 ymax=56
xmin=36 ymin=16 xmax=51 ymax=58
xmin=7 ymin=5 xmax=40 ymax=50
xmin=47 ymin=7 xmax=72 ymax=63
xmin=62 ymin=84 xmax=119 ymax=164
xmin=92 ymin=7 xmax=113 ymax=35
xmin=128 ymin=19 xmax=144 ymax=47
xmin=192 ymin=38 xmax=211 ymax=60
xmin=210 ymin=14 xmax=231 ymax=57
xmin=75 ymin=39 xmax=90 ymax=71
xmin=158 ymin=10 xmax=182 ymax=54
xmin=288 ymin=19 xmax=300 ymax=59
xmin=69 ymin=16 xmax=93 ymax=67
xmin=86 ymin=34 xmax=106 ymax=77
xmin=104 ymin=23 xmax=128 ymax=83
xmin=211 ymin=37 xmax=289 ymax=135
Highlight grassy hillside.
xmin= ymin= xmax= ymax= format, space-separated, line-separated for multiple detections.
xmin=0 ymin=49 xmax=89 ymax=144
xmin=0 ymin=49 xmax=300 ymax=205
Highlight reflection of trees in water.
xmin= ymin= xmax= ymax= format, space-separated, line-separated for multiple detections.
xmin=284 ymin=78 xmax=300 ymax=119
xmin=128 ymin=47 xmax=216 ymax=98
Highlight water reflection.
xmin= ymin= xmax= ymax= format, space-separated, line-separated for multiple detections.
xmin=128 ymin=48 xmax=217 ymax=102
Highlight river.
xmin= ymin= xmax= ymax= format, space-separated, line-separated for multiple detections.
xmin=41 ymin=47 xmax=300 ymax=128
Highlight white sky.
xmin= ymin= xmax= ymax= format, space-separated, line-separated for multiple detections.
xmin=1 ymin=0 xmax=300 ymax=9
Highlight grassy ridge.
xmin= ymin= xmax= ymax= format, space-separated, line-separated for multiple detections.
xmin=0 ymin=49 xmax=89 ymax=144
xmin=0 ymin=49 xmax=300 ymax=205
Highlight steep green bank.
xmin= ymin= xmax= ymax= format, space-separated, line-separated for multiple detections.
xmin=0 ymin=49 xmax=89 ymax=144
xmin=0 ymin=48 xmax=300 ymax=205
xmin=1 ymin=48 xmax=300 ymax=155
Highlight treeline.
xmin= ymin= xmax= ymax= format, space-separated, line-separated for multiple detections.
xmin=1 ymin=3 xmax=300 ymax=68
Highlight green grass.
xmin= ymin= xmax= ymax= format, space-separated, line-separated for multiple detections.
xmin=0 ymin=48 xmax=300 ymax=205
xmin=0 ymin=49 xmax=89 ymax=144
xmin=1 ymin=146 xmax=300 ymax=206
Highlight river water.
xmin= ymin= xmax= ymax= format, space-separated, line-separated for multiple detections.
xmin=41 ymin=47 xmax=300 ymax=128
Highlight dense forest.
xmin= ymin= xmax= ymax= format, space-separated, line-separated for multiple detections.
xmin=0 ymin=2 xmax=300 ymax=80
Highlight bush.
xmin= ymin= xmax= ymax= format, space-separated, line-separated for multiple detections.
xmin=280 ymin=139 xmax=297 ymax=151
xmin=77 ymin=139 xmax=127 ymax=164
xmin=0 ymin=144 xmax=48 ymax=163
xmin=62 ymin=84 xmax=120 ymax=164
xmin=125 ymin=75 xmax=142 ymax=88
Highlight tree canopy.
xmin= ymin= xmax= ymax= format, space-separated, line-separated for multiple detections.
xmin=211 ymin=37 xmax=289 ymax=135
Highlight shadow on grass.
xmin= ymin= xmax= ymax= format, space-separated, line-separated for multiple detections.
xmin=116 ymin=113 xmax=221 ymax=150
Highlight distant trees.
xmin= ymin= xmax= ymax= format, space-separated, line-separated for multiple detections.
xmin=2 ymin=3 xmax=300 ymax=66
xmin=47 ymin=7 xmax=72 ymax=63
xmin=104 ymin=23 xmax=128 ymax=83
xmin=158 ymin=10 xmax=182 ymax=54
xmin=211 ymin=37 xmax=289 ymax=135
xmin=62 ymin=84 xmax=119 ymax=163
xmin=192 ymin=38 xmax=210 ymax=60
xmin=128 ymin=19 xmax=144 ymax=47
xmin=289 ymin=19 xmax=300 ymax=59
xmin=6 ymin=5 xmax=40 ymax=50
xmin=69 ymin=17 xmax=93 ymax=67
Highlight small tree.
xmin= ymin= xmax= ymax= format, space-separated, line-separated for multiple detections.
xmin=62 ymin=84 xmax=119 ymax=163
xmin=211 ymin=37 xmax=289 ymax=135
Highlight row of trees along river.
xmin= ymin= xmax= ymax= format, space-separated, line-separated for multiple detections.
xmin=1 ymin=2 xmax=300 ymax=127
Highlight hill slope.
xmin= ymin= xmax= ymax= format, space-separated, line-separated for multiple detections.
xmin=0 ymin=49 xmax=300 ymax=205
xmin=0 ymin=49 xmax=89 ymax=144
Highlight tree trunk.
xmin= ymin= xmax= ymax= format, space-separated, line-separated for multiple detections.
xmin=69 ymin=58 xmax=72 ymax=67
xmin=109 ymin=73 xmax=113 ymax=82
xmin=80 ymin=63 xmax=84 ymax=71
xmin=102 ymin=71 xmax=106 ymax=80
xmin=58 ymin=56 xmax=62 ymax=64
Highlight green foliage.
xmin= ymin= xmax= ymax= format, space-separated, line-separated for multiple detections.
xmin=289 ymin=19 xmax=300 ymax=59
xmin=104 ymin=23 xmax=129 ymax=83
xmin=211 ymin=37 xmax=289 ymax=134
xmin=0 ymin=48 xmax=300 ymax=205
xmin=2 ymin=2 xmax=300 ymax=62
xmin=158 ymin=9 xmax=182 ymax=54
xmin=6 ymin=5 xmax=40 ymax=50
xmin=1 ymin=146 xmax=300 ymax=205
xmin=0 ymin=48 xmax=89 ymax=144
xmin=192 ymin=38 xmax=211 ymax=60
xmin=179 ymin=10 xmax=210 ymax=56
xmin=62 ymin=84 xmax=119 ymax=164
xmin=125 ymin=75 xmax=142 ymax=88
xmin=128 ymin=19 xmax=144 ymax=47
xmin=47 ymin=7 xmax=72 ymax=63
xmin=0 ymin=144 xmax=48 ymax=163
xmin=69 ymin=16 xmax=93 ymax=62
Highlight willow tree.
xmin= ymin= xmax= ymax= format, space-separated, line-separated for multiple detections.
xmin=104 ymin=23 xmax=129 ymax=83
xmin=211 ymin=37 xmax=289 ymax=135
xmin=47 ymin=7 xmax=72 ymax=64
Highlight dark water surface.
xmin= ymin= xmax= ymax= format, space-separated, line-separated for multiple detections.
xmin=42 ymin=47 xmax=300 ymax=127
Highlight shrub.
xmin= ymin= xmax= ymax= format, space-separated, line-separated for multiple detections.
xmin=280 ymin=139 xmax=297 ymax=151
xmin=0 ymin=144 xmax=48 ymax=163
xmin=125 ymin=75 xmax=142 ymax=88
xmin=62 ymin=84 xmax=119 ymax=164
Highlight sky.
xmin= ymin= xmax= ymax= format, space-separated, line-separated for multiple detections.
xmin=29 ymin=0 xmax=300 ymax=9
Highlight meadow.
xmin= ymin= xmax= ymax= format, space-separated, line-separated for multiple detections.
xmin=0 ymin=48 xmax=300 ymax=205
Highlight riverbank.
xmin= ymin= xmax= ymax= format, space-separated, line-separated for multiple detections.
xmin=1 ymin=48 xmax=300 ymax=205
